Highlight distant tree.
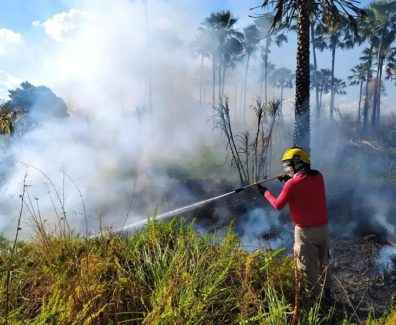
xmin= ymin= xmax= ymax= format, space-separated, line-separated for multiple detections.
xmin=369 ymin=1 xmax=396 ymax=129
xmin=332 ymin=78 xmax=347 ymax=96
xmin=193 ymin=27 xmax=213 ymax=107
xmin=348 ymin=62 xmax=368 ymax=123
xmin=358 ymin=0 xmax=396 ymax=132
xmin=385 ymin=54 xmax=396 ymax=85
xmin=221 ymin=34 xmax=244 ymax=100
xmin=256 ymin=0 xmax=365 ymax=151
xmin=242 ymin=24 xmax=260 ymax=119
xmin=201 ymin=11 xmax=243 ymax=106
xmin=269 ymin=67 xmax=293 ymax=115
xmin=314 ymin=17 xmax=355 ymax=121
xmin=8 ymin=82 xmax=68 ymax=118
xmin=310 ymin=20 xmax=320 ymax=120
xmin=255 ymin=15 xmax=287 ymax=103
xmin=0 ymin=82 xmax=68 ymax=134
xmin=359 ymin=46 xmax=376 ymax=129
xmin=314 ymin=68 xmax=332 ymax=116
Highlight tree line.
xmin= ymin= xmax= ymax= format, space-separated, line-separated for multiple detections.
xmin=193 ymin=0 xmax=396 ymax=150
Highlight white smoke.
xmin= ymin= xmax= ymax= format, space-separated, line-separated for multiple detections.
xmin=238 ymin=207 xmax=294 ymax=252
xmin=0 ymin=0 xmax=222 ymax=238
xmin=377 ymin=245 xmax=396 ymax=271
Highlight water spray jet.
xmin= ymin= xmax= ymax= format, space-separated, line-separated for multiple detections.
xmin=98 ymin=175 xmax=280 ymax=237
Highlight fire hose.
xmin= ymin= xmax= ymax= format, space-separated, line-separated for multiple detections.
xmin=110 ymin=175 xmax=281 ymax=236
xmin=233 ymin=175 xmax=280 ymax=193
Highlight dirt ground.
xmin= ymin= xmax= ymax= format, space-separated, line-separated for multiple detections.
xmin=330 ymin=235 xmax=396 ymax=322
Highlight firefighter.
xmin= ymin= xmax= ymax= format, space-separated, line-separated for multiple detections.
xmin=257 ymin=146 xmax=330 ymax=298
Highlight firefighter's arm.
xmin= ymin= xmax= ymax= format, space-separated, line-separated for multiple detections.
xmin=263 ymin=181 xmax=292 ymax=210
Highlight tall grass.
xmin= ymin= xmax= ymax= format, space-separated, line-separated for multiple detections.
xmin=0 ymin=218 xmax=394 ymax=324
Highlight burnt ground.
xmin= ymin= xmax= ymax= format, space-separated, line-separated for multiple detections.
xmin=162 ymin=178 xmax=396 ymax=323
xmin=330 ymin=235 xmax=396 ymax=322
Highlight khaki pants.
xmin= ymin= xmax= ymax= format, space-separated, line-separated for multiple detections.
xmin=294 ymin=224 xmax=330 ymax=297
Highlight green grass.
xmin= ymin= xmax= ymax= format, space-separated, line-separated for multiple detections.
xmin=0 ymin=218 xmax=394 ymax=324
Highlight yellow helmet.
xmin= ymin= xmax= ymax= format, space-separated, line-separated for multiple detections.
xmin=281 ymin=147 xmax=310 ymax=164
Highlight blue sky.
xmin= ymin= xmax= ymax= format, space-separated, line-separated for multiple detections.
xmin=0 ymin=0 xmax=393 ymax=116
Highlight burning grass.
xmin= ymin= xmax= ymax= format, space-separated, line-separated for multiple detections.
xmin=1 ymin=218 xmax=395 ymax=324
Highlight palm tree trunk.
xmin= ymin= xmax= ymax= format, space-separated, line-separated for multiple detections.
xmin=199 ymin=54 xmax=204 ymax=108
xmin=203 ymin=79 xmax=207 ymax=104
xmin=358 ymin=80 xmax=363 ymax=123
xmin=371 ymin=75 xmax=378 ymax=130
xmin=294 ymin=8 xmax=311 ymax=150
xmin=329 ymin=43 xmax=336 ymax=121
xmin=264 ymin=37 xmax=270 ymax=103
xmin=212 ymin=59 xmax=216 ymax=106
xmin=233 ymin=80 xmax=237 ymax=121
xmin=243 ymin=54 xmax=251 ymax=124
xmin=280 ymin=85 xmax=284 ymax=116
xmin=144 ymin=0 xmax=153 ymax=115
xmin=310 ymin=23 xmax=320 ymax=120
xmin=319 ymin=85 xmax=323 ymax=112
xmin=363 ymin=43 xmax=373 ymax=132
xmin=373 ymin=30 xmax=386 ymax=131
xmin=222 ymin=66 xmax=226 ymax=100
xmin=372 ymin=51 xmax=382 ymax=131
xmin=218 ymin=62 xmax=222 ymax=105
xmin=377 ymin=58 xmax=384 ymax=126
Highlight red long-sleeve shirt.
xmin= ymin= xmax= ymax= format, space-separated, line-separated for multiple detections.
xmin=263 ymin=172 xmax=328 ymax=227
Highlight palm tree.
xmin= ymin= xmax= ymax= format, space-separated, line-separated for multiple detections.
xmin=314 ymin=69 xmax=332 ymax=115
xmin=255 ymin=15 xmax=287 ymax=103
xmin=193 ymin=28 xmax=213 ymax=107
xmin=310 ymin=21 xmax=320 ymax=120
xmin=332 ymin=78 xmax=348 ymax=119
xmin=359 ymin=46 xmax=376 ymax=130
xmin=201 ymin=11 xmax=243 ymax=107
xmin=269 ymin=67 xmax=293 ymax=115
xmin=314 ymin=17 xmax=355 ymax=121
xmin=221 ymin=36 xmax=244 ymax=100
xmin=358 ymin=0 xmax=396 ymax=132
xmin=332 ymin=78 xmax=347 ymax=96
xmin=368 ymin=1 xmax=396 ymax=129
xmin=242 ymin=24 xmax=260 ymax=120
xmin=385 ymin=53 xmax=396 ymax=85
xmin=348 ymin=62 xmax=368 ymax=123
xmin=256 ymin=1 xmax=365 ymax=151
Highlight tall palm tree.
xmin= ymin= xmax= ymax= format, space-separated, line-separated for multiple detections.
xmin=358 ymin=0 xmax=396 ymax=132
xmin=255 ymin=15 xmax=287 ymax=103
xmin=368 ymin=1 xmax=396 ymax=129
xmin=269 ymin=67 xmax=294 ymax=115
xmin=256 ymin=0 xmax=365 ymax=151
xmin=221 ymin=36 xmax=244 ymax=100
xmin=385 ymin=53 xmax=396 ymax=84
xmin=201 ymin=11 xmax=243 ymax=107
xmin=359 ymin=46 xmax=376 ymax=130
xmin=348 ymin=62 xmax=367 ymax=123
xmin=193 ymin=28 xmax=214 ymax=107
xmin=313 ymin=68 xmax=332 ymax=115
xmin=314 ymin=17 xmax=355 ymax=121
xmin=310 ymin=21 xmax=320 ymax=120
xmin=242 ymin=24 xmax=260 ymax=120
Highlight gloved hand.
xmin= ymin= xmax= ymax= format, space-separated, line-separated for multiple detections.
xmin=277 ymin=173 xmax=291 ymax=184
xmin=257 ymin=183 xmax=268 ymax=195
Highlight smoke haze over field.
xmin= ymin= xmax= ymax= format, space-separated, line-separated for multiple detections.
xmin=0 ymin=0 xmax=395 ymax=247
xmin=0 ymin=0 xmax=223 ymax=237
